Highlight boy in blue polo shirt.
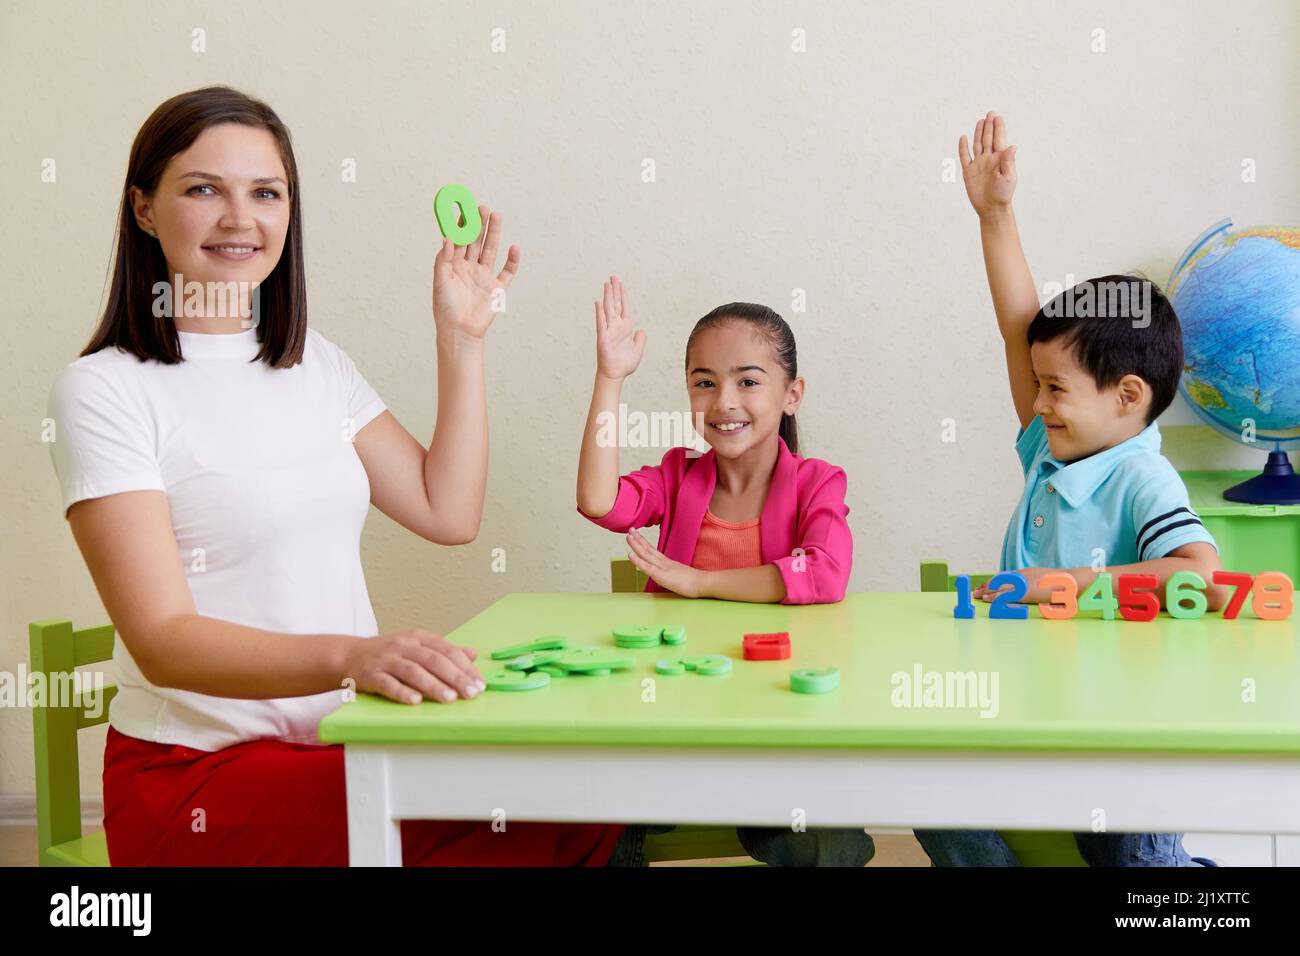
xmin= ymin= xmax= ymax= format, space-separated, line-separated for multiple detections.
xmin=915 ymin=112 xmax=1227 ymax=867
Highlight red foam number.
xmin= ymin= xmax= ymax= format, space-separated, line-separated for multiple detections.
xmin=1117 ymin=573 xmax=1159 ymax=622
xmin=743 ymin=632 xmax=791 ymax=661
xmin=1212 ymin=571 xmax=1254 ymax=620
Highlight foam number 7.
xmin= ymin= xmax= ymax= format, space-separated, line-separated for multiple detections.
xmin=1252 ymin=572 xmax=1294 ymax=620
xmin=986 ymin=571 xmax=1029 ymax=620
xmin=1078 ymin=573 xmax=1118 ymax=620
xmin=1212 ymin=571 xmax=1254 ymax=620
xmin=1037 ymin=572 xmax=1078 ymax=620
xmin=1117 ymin=573 xmax=1159 ymax=622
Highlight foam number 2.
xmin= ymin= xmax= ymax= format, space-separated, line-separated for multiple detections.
xmin=434 ymin=184 xmax=483 ymax=246
xmin=986 ymin=571 xmax=1028 ymax=620
xmin=1165 ymin=570 xmax=1208 ymax=620
xmin=1251 ymin=572 xmax=1294 ymax=621
xmin=1037 ymin=572 xmax=1078 ymax=620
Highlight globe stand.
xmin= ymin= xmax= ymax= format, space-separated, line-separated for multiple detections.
xmin=1223 ymin=451 xmax=1300 ymax=505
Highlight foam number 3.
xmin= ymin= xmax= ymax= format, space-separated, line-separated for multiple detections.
xmin=986 ymin=571 xmax=1028 ymax=620
xmin=1165 ymin=570 xmax=1208 ymax=620
xmin=1252 ymin=572 xmax=1294 ymax=621
xmin=434 ymin=184 xmax=483 ymax=246
xmin=1037 ymin=572 xmax=1078 ymax=620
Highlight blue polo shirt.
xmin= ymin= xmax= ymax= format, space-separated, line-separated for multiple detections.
xmin=999 ymin=415 xmax=1217 ymax=572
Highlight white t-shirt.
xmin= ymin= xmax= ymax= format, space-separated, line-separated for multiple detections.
xmin=47 ymin=325 xmax=388 ymax=751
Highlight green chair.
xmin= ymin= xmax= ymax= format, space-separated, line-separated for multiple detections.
xmin=29 ymin=619 xmax=117 ymax=867
xmin=610 ymin=559 xmax=757 ymax=865
xmin=920 ymin=561 xmax=1087 ymax=867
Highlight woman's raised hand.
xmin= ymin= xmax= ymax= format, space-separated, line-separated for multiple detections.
xmin=433 ymin=204 xmax=521 ymax=340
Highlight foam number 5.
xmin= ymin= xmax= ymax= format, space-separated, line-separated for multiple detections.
xmin=1252 ymin=572 xmax=1294 ymax=621
xmin=1117 ymin=573 xmax=1159 ymax=622
xmin=1165 ymin=570 xmax=1208 ymax=620
xmin=986 ymin=571 xmax=1028 ymax=620
xmin=1037 ymin=572 xmax=1078 ymax=620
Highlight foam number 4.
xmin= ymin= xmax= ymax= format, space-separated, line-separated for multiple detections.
xmin=1117 ymin=573 xmax=1159 ymax=622
xmin=1252 ymin=572 xmax=1294 ymax=621
xmin=434 ymin=184 xmax=483 ymax=246
xmin=986 ymin=571 xmax=1028 ymax=620
xmin=1078 ymin=573 xmax=1118 ymax=620
xmin=1165 ymin=570 xmax=1208 ymax=620
xmin=1037 ymin=572 xmax=1078 ymax=620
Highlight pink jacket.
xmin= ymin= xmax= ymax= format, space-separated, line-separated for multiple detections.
xmin=578 ymin=437 xmax=853 ymax=604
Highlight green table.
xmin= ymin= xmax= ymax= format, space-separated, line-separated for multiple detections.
xmin=319 ymin=592 xmax=1300 ymax=866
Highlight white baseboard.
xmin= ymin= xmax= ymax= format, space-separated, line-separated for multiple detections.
xmin=0 ymin=794 xmax=103 ymax=828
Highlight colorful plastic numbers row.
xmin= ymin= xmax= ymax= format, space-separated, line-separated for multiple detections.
xmin=953 ymin=570 xmax=1294 ymax=621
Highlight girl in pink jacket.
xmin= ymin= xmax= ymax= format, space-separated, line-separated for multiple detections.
xmin=575 ymin=276 xmax=870 ymax=866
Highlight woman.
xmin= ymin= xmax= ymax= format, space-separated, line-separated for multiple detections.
xmin=47 ymin=85 xmax=624 ymax=865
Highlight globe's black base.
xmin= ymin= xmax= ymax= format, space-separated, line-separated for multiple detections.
xmin=1223 ymin=451 xmax=1300 ymax=505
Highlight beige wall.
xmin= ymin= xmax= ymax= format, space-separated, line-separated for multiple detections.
xmin=2 ymin=0 xmax=1296 ymax=795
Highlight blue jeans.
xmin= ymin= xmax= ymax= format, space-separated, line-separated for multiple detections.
xmin=737 ymin=826 xmax=875 ymax=867
xmin=913 ymin=829 xmax=1200 ymax=867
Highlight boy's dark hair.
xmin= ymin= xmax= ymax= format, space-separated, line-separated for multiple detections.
xmin=1027 ymin=274 xmax=1183 ymax=424
xmin=686 ymin=302 xmax=799 ymax=455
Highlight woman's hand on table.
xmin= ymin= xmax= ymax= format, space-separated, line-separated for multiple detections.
xmin=343 ymin=629 xmax=486 ymax=705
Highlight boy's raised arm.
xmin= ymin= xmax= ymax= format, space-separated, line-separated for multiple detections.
xmin=960 ymin=111 xmax=1040 ymax=431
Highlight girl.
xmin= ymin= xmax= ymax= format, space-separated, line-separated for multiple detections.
xmin=47 ymin=85 xmax=624 ymax=865
xmin=575 ymin=275 xmax=872 ymax=866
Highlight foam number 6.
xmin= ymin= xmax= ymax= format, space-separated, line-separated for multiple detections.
xmin=1037 ymin=572 xmax=1078 ymax=620
xmin=434 ymin=183 xmax=484 ymax=246
xmin=1251 ymin=572 xmax=1294 ymax=621
xmin=1165 ymin=570 xmax=1208 ymax=620
xmin=1117 ymin=573 xmax=1159 ymax=622
xmin=986 ymin=571 xmax=1028 ymax=620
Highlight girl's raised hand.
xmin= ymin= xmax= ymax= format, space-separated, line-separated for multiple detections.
xmin=594 ymin=274 xmax=646 ymax=381
xmin=433 ymin=204 xmax=521 ymax=340
xmin=958 ymin=111 xmax=1018 ymax=217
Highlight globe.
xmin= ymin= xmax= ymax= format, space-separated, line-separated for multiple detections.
xmin=1169 ymin=219 xmax=1300 ymax=504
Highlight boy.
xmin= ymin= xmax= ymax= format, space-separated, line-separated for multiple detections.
xmin=915 ymin=112 xmax=1225 ymax=867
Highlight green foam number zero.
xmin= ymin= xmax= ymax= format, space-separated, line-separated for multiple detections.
xmin=434 ymin=184 xmax=483 ymax=246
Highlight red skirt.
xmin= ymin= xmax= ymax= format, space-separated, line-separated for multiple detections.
xmin=103 ymin=725 xmax=622 ymax=866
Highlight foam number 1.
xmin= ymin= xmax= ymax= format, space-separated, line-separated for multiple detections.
xmin=986 ymin=571 xmax=1029 ymax=620
xmin=1037 ymin=572 xmax=1078 ymax=620
xmin=953 ymin=575 xmax=975 ymax=619
xmin=1252 ymin=572 xmax=1294 ymax=621
xmin=434 ymin=184 xmax=483 ymax=246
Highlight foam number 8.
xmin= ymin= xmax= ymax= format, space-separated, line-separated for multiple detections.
xmin=1037 ymin=572 xmax=1078 ymax=620
xmin=434 ymin=184 xmax=484 ymax=246
xmin=986 ymin=571 xmax=1029 ymax=620
xmin=1165 ymin=570 xmax=1208 ymax=620
xmin=1251 ymin=572 xmax=1294 ymax=621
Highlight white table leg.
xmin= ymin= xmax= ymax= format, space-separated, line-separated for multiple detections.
xmin=344 ymin=746 xmax=403 ymax=866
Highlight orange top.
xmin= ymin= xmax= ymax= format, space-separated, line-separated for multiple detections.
xmin=691 ymin=509 xmax=763 ymax=571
